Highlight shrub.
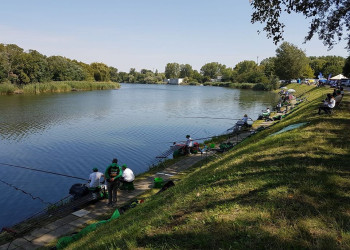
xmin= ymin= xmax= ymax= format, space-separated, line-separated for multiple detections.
xmin=0 ymin=83 xmax=16 ymax=95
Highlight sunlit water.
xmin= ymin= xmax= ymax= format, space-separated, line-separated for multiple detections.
xmin=0 ymin=83 xmax=279 ymax=228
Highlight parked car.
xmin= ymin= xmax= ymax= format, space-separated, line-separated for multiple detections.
xmin=341 ymin=79 xmax=350 ymax=87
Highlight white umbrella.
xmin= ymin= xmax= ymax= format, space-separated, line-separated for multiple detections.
xmin=330 ymin=74 xmax=347 ymax=80
xmin=288 ymin=89 xmax=296 ymax=93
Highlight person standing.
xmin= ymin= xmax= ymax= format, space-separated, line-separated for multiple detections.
xmin=185 ymin=135 xmax=193 ymax=155
xmin=276 ymin=102 xmax=282 ymax=113
xmin=88 ymin=167 xmax=104 ymax=189
xmin=104 ymin=158 xmax=123 ymax=206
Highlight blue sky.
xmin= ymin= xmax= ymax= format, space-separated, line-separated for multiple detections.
xmin=0 ymin=0 xmax=348 ymax=72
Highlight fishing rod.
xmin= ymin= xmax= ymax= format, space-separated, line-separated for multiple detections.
xmin=176 ymin=116 xmax=254 ymax=121
xmin=0 ymin=178 xmax=51 ymax=205
xmin=0 ymin=162 xmax=88 ymax=181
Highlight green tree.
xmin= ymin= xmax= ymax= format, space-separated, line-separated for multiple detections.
xmin=165 ymin=63 xmax=180 ymax=79
xmin=274 ymin=42 xmax=309 ymax=80
xmin=5 ymin=44 xmax=24 ymax=76
xmin=179 ymin=64 xmax=193 ymax=78
xmin=48 ymin=56 xmax=86 ymax=81
xmin=321 ymin=56 xmax=346 ymax=76
xmin=75 ymin=61 xmax=94 ymax=81
xmin=309 ymin=57 xmax=327 ymax=78
xmin=233 ymin=60 xmax=260 ymax=83
xmin=234 ymin=60 xmax=257 ymax=75
xmin=343 ymin=56 xmax=350 ymax=78
xmin=200 ymin=62 xmax=225 ymax=79
xmin=250 ymin=0 xmax=350 ymax=50
xmin=259 ymin=57 xmax=276 ymax=77
xmin=0 ymin=45 xmax=9 ymax=82
xmin=90 ymin=62 xmax=110 ymax=82
xmin=118 ymin=72 xmax=128 ymax=83
xmin=301 ymin=64 xmax=315 ymax=79
xmin=191 ymin=70 xmax=202 ymax=83
xmin=221 ymin=67 xmax=234 ymax=82
xmin=109 ymin=67 xmax=119 ymax=82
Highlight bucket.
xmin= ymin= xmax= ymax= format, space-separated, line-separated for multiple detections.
xmin=154 ymin=177 xmax=164 ymax=188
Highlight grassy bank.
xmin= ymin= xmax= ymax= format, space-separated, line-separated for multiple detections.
xmin=0 ymin=81 xmax=119 ymax=95
xmin=65 ymin=84 xmax=349 ymax=249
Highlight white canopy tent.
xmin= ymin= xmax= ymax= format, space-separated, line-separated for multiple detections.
xmin=330 ymin=74 xmax=347 ymax=80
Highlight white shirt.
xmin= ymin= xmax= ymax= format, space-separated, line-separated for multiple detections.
xmin=242 ymin=117 xmax=248 ymax=123
xmin=186 ymin=138 xmax=193 ymax=147
xmin=89 ymin=172 xmax=104 ymax=188
xmin=122 ymin=168 xmax=135 ymax=182
xmin=328 ymin=98 xmax=336 ymax=108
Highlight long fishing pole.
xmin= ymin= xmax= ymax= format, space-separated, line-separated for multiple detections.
xmin=0 ymin=162 xmax=88 ymax=181
xmin=0 ymin=178 xmax=51 ymax=205
xmin=176 ymin=116 xmax=253 ymax=121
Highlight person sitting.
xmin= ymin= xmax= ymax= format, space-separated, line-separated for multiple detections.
xmin=318 ymin=94 xmax=336 ymax=114
xmin=334 ymin=90 xmax=342 ymax=105
xmin=121 ymin=164 xmax=135 ymax=183
xmin=242 ymin=114 xmax=249 ymax=126
xmin=266 ymin=107 xmax=270 ymax=114
xmin=332 ymin=88 xmax=337 ymax=97
xmin=88 ymin=167 xmax=104 ymax=189
xmin=185 ymin=135 xmax=193 ymax=155
xmin=119 ymin=164 xmax=135 ymax=190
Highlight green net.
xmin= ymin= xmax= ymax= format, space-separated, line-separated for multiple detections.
xmin=56 ymin=209 xmax=120 ymax=249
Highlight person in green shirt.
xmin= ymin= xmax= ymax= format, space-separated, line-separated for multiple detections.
xmin=104 ymin=158 xmax=123 ymax=206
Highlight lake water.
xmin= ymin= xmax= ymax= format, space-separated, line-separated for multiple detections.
xmin=0 ymin=83 xmax=279 ymax=228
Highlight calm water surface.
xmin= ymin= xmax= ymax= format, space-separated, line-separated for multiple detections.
xmin=0 ymin=83 xmax=279 ymax=228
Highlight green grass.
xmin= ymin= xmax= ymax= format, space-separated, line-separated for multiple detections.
xmin=65 ymin=84 xmax=350 ymax=249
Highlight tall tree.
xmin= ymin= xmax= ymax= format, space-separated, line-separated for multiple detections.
xmin=259 ymin=57 xmax=276 ymax=77
xmin=274 ymin=42 xmax=309 ymax=80
xmin=200 ymin=62 xmax=225 ymax=79
xmin=179 ymin=64 xmax=193 ymax=78
xmin=0 ymin=45 xmax=9 ymax=82
xmin=165 ymin=63 xmax=180 ymax=79
xmin=109 ymin=66 xmax=119 ymax=82
xmin=343 ymin=56 xmax=350 ymax=77
xmin=250 ymin=0 xmax=350 ymax=50
xmin=321 ymin=56 xmax=346 ymax=76
xmin=191 ymin=70 xmax=203 ymax=83
xmin=309 ymin=57 xmax=327 ymax=78
xmin=234 ymin=60 xmax=257 ymax=75
xmin=90 ymin=62 xmax=110 ymax=82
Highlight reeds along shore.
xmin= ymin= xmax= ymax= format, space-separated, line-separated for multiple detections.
xmin=0 ymin=81 xmax=120 ymax=95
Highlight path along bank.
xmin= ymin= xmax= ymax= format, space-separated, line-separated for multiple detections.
xmin=2 ymin=83 xmax=350 ymax=249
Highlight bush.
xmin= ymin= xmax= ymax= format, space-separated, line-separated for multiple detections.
xmin=253 ymin=83 xmax=267 ymax=90
xmin=0 ymin=83 xmax=16 ymax=95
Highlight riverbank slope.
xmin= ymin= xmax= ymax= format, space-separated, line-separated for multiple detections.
xmin=68 ymin=84 xmax=349 ymax=249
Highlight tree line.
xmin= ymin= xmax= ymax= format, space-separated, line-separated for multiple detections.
xmin=1 ymin=42 xmax=349 ymax=91
xmin=0 ymin=44 xmax=118 ymax=85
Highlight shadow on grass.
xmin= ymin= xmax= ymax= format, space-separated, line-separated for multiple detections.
xmin=135 ymin=220 xmax=341 ymax=249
